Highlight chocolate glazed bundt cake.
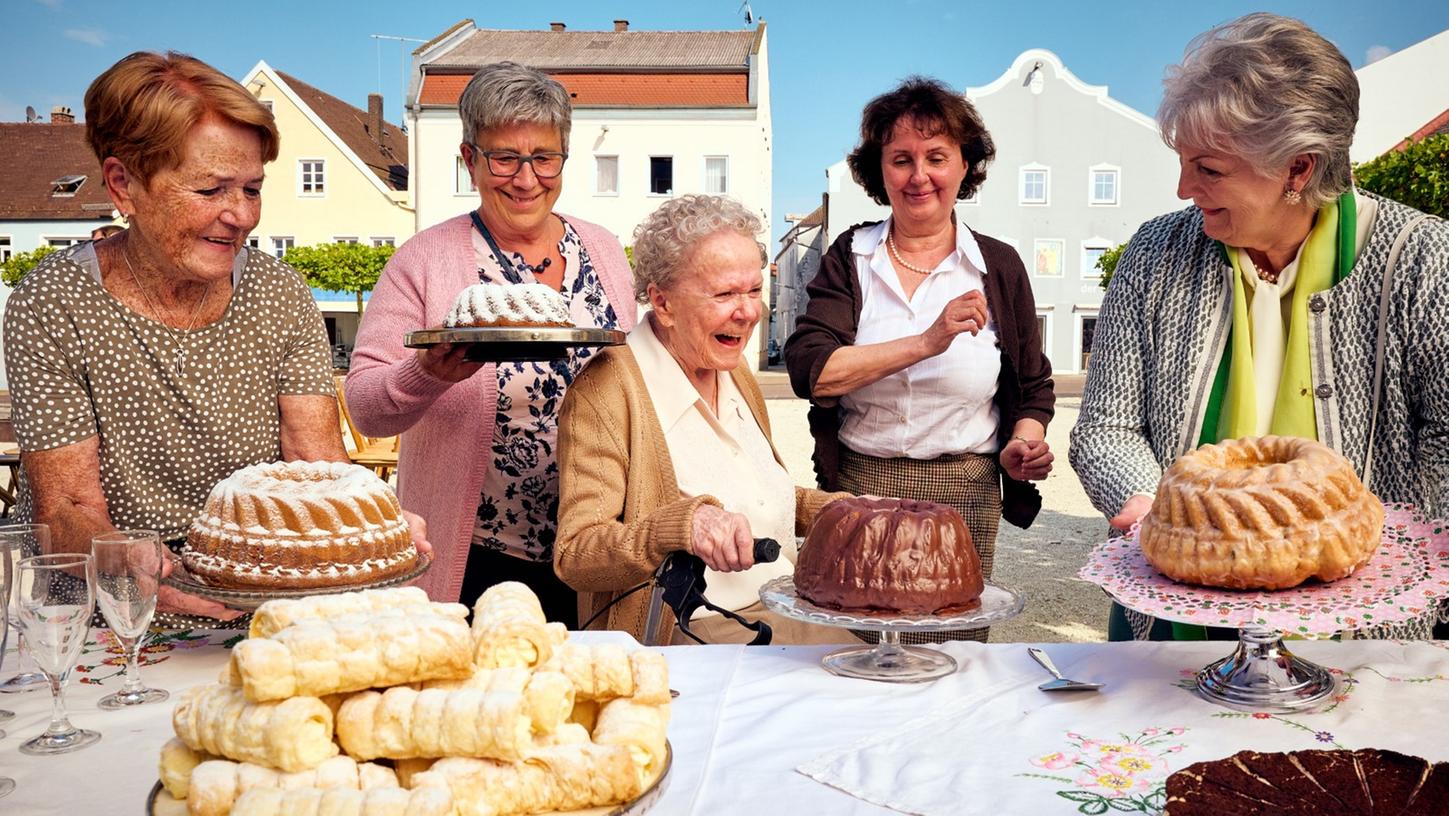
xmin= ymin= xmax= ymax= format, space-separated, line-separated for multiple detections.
xmin=1139 ymin=436 xmax=1384 ymax=590
xmin=795 ymin=497 xmax=984 ymax=614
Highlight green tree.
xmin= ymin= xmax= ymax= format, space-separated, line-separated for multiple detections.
xmin=1095 ymin=243 xmax=1126 ymax=292
xmin=1 ymin=246 xmax=58 ymax=287
xmin=1354 ymin=133 xmax=1449 ymax=219
xmin=284 ymin=242 xmax=395 ymax=314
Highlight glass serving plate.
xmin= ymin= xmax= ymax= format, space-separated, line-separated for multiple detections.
xmin=161 ymin=553 xmax=431 ymax=612
xmin=759 ymin=576 xmax=1025 ymax=683
xmin=404 ymin=326 xmax=626 ymax=362
xmin=146 ymin=741 xmax=671 ymax=815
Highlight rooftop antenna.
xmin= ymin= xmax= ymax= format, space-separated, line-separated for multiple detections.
xmin=25 ymin=105 xmax=37 ymax=123
xmin=370 ymin=33 xmax=428 ymax=119
xmin=738 ymin=1 xmax=754 ymax=25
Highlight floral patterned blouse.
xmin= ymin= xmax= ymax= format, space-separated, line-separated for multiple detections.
xmin=469 ymin=217 xmax=621 ymax=562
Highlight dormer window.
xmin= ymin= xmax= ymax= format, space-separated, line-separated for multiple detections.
xmin=51 ymin=174 xmax=86 ymax=197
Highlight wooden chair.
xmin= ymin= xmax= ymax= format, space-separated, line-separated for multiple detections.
xmin=335 ymin=376 xmax=400 ymax=482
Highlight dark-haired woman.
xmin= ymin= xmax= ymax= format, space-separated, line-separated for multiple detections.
xmin=784 ymin=77 xmax=1055 ymax=642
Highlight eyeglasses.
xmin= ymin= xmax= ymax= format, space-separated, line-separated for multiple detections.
xmin=466 ymin=144 xmax=568 ymax=179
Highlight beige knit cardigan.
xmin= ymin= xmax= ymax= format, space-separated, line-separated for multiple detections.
xmin=555 ymin=343 xmax=848 ymax=643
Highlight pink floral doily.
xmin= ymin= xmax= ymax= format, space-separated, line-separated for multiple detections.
xmin=1078 ymin=503 xmax=1449 ymax=638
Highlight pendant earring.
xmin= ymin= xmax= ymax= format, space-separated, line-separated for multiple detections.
xmin=1283 ymin=187 xmax=1302 ymax=205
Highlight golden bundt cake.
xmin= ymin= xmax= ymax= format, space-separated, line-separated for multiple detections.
xmin=184 ymin=461 xmax=416 ymax=590
xmin=1139 ymin=436 xmax=1383 ymax=590
xmin=795 ymin=497 xmax=984 ymax=614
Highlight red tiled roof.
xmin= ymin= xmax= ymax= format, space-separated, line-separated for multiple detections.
xmin=435 ymin=27 xmax=758 ymax=70
xmin=276 ymin=71 xmax=408 ymax=191
xmin=420 ymin=71 xmax=749 ymax=108
xmin=0 ymin=123 xmax=113 ymax=220
xmin=1405 ymin=108 xmax=1449 ymax=145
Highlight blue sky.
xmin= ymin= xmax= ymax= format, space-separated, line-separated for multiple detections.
xmin=4 ymin=0 xmax=1446 ymax=242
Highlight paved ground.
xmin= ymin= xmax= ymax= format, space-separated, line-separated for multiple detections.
xmin=763 ymin=384 xmax=1112 ymax=644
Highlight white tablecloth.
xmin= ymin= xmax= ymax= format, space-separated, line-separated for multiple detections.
xmin=4 ymin=630 xmax=1448 ymax=815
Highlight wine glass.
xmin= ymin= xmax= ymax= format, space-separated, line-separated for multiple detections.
xmin=91 ymin=531 xmax=168 ymax=709
xmin=15 ymin=552 xmax=101 ymax=755
xmin=0 ymin=524 xmax=47 ymax=694
xmin=0 ymin=542 xmax=15 ymax=797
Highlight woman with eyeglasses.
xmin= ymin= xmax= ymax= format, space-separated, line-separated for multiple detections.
xmin=346 ymin=62 xmax=635 ymax=622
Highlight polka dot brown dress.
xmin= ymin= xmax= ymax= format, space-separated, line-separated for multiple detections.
xmin=2 ymin=244 xmax=336 ymax=542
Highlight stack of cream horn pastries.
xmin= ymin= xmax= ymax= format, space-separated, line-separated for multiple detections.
xmin=156 ymin=582 xmax=670 ymax=816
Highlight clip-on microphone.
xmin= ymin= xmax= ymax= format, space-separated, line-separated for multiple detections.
xmin=642 ymin=538 xmax=780 ymax=646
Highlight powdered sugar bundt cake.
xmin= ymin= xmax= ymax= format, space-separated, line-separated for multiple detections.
xmin=443 ymin=283 xmax=572 ymax=328
xmin=795 ymin=497 xmax=984 ymax=614
xmin=184 ymin=461 xmax=417 ymax=590
xmin=1139 ymin=436 xmax=1384 ymax=591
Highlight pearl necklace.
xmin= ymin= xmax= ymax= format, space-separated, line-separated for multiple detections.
xmin=123 ymin=248 xmax=212 ymax=377
xmin=886 ymin=230 xmax=937 ymax=276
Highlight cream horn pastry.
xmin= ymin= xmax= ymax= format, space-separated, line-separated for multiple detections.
xmin=172 ymin=684 xmax=338 ymax=773
xmin=249 ymin=587 xmax=467 ymax=639
xmin=412 ymin=743 xmax=642 ymax=816
xmin=184 ymin=756 xmax=398 ymax=816
xmin=228 ymin=785 xmax=454 ymax=816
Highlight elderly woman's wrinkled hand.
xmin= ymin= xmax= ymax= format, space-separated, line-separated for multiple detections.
xmin=689 ymin=504 xmax=756 ymax=572
xmin=157 ymin=556 xmax=245 ymax=621
xmin=921 ymin=290 xmax=989 ymax=356
xmin=416 ymin=343 xmax=484 ymax=383
xmin=1000 ymin=437 xmax=1054 ymax=482
xmin=402 ymin=509 xmax=432 ymax=557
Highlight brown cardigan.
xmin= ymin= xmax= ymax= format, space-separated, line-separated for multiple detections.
xmin=783 ymin=221 xmax=1056 ymax=529
xmin=554 ymin=343 xmax=849 ymax=643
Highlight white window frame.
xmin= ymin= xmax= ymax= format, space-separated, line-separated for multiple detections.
xmin=1087 ymin=164 xmax=1120 ymax=207
xmin=0 ymin=236 xmax=11 ymax=262
xmin=1035 ymin=307 xmax=1055 ymax=370
xmin=45 ymin=236 xmax=85 ymax=248
xmin=1073 ymin=307 xmax=1100 ymax=374
xmin=272 ymin=236 xmax=294 ymax=259
xmin=1019 ymin=164 xmax=1050 ymax=206
xmin=1080 ymin=237 xmax=1114 ymax=279
xmin=371 ymin=237 xmax=395 ymax=247
xmin=297 ymin=159 xmax=326 ymax=197
xmin=702 ymin=155 xmax=730 ymax=195
xmin=455 ymin=156 xmax=476 ymax=196
xmin=594 ymin=155 xmax=619 ymax=196
xmin=1032 ymin=238 xmax=1065 ymax=278
xmin=245 ymin=236 xmax=260 ymax=250
xmin=334 ymin=236 xmax=359 ymax=244
xmin=648 ymin=155 xmax=674 ymax=197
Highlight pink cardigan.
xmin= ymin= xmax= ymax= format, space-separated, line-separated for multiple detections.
xmin=345 ymin=212 xmax=636 ymax=602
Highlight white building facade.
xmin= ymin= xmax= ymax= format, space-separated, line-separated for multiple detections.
xmin=407 ymin=20 xmax=775 ymax=368
xmin=816 ymin=50 xmax=1184 ymax=374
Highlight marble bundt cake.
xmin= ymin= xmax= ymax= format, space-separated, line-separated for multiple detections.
xmin=1138 ymin=436 xmax=1383 ymax=591
xmin=443 ymin=283 xmax=572 ymax=329
xmin=184 ymin=461 xmax=417 ymax=590
xmin=795 ymin=497 xmax=984 ymax=614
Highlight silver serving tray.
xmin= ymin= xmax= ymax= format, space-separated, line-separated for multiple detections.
xmin=404 ymin=326 xmax=625 ymax=362
xmin=146 ymin=741 xmax=671 ymax=815
xmin=161 ymin=553 xmax=431 ymax=611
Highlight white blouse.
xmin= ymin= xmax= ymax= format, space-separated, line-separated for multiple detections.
xmin=839 ymin=217 xmax=1003 ymax=459
xmin=629 ymin=314 xmax=797 ymax=616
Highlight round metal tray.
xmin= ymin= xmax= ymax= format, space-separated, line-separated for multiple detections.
xmin=404 ymin=326 xmax=625 ymax=362
xmin=161 ymin=553 xmax=431 ymax=611
xmin=146 ymin=741 xmax=671 ymax=815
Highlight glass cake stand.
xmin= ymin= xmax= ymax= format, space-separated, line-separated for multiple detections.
xmin=162 ymin=553 xmax=432 ymax=611
xmin=1080 ymin=503 xmax=1449 ymax=713
xmin=759 ymin=576 xmax=1025 ymax=683
xmin=404 ymin=327 xmax=625 ymax=362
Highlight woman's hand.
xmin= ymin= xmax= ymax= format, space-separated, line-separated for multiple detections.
xmin=158 ymin=556 xmax=245 ymax=621
xmin=689 ymin=504 xmax=756 ymax=572
xmin=1110 ymin=494 xmax=1154 ymax=532
xmin=920 ymin=290 xmax=989 ymax=357
xmin=1000 ymin=437 xmax=1054 ymax=481
xmin=402 ymin=510 xmax=432 ymax=556
xmin=416 ymin=343 xmax=484 ymax=383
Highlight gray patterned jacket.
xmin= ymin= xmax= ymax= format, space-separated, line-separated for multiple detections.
xmin=1070 ymin=192 xmax=1449 ymax=519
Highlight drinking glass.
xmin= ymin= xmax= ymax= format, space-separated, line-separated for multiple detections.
xmin=0 ymin=543 xmax=15 ymax=797
xmin=15 ymin=552 xmax=101 ymax=755
xmin=91 ymin=531 xmax=168 ymax=709
xmin=0 ymin=524 xmax=47 ymax=694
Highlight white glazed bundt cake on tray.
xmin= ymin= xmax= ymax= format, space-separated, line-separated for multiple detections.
xmin=183 ymin=461 xmax=416 ymax=591
xmin=1138 ymin=435 xmax=1384 ymax=590
xmin=443 ymin=283 xmax=572 ymax=329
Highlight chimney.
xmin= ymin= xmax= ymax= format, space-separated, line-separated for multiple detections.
xmin=613 ymin=19 xmax=629 ymax=32
xmin=367 ymin=94 xmax=384 ymax=149
xmin=549 ymin=22 xmax=566 ymax=31
xmin=50 ymin=105 xmax=75 ymax=124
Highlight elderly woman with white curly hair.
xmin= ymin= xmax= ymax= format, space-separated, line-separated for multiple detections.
xmin=1070 ymin=13 xmax=1449 ymax=640
xmin=554 ymin=194 xmax=850 ymax=645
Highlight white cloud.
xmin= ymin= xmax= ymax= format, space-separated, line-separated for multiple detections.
xmin=1365 ymin=44 xmax=1394 ymax=65
xmin=63 ymin=27 xmax=107 ymax=46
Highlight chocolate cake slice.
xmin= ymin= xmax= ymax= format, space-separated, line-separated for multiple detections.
xmin=1165 ymin=749 xmax=1448 ymax=815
